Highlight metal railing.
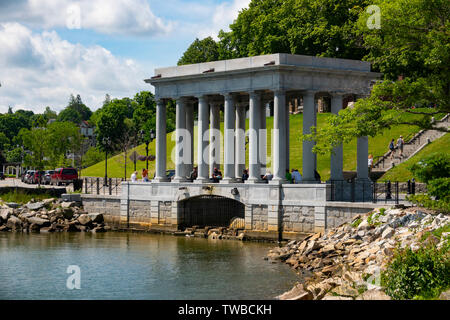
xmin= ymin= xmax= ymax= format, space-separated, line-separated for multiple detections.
xmin=82 ymin=177 xmax=125 ymax=195
xmin=328 ymin=179 xmax=418 ymax=203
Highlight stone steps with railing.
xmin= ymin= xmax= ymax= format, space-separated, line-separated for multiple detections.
xmin=372 ymin=114 xmax=449 ymax=172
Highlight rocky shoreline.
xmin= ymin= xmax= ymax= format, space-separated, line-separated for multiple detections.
xmin=269 ymin=206 xmax=449 ymax=300
xmin=0 ymin=198 xmax=109 ymax=233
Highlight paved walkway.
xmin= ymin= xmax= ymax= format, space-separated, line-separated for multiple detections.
xmin=0 ymin=178 xmax=72 ymax=192
xmin=372 ymin=114 xmax=449 ymax=172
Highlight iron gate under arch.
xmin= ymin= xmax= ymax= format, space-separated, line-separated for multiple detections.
xmin=179 ymin=195 xmax=245 ymax=229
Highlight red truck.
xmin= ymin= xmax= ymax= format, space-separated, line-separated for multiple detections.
xmin=51 ymin=168 xmax=78 ymax=186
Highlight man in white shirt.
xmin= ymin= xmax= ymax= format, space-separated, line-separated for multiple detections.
xmin=131 ymin=171 xmax=137 ymax=182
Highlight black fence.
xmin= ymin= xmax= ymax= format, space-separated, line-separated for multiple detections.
xmin=328 ymin=179 xmax=418 ymax=203
xmin=83 ymin=177 xmax=124 ymax=195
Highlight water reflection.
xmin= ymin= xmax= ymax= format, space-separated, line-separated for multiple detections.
xmin=0 ymin=232 xmax=298 ymax=300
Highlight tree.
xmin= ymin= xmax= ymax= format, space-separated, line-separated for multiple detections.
xmin=46 ymin=121 xmax=82 ymax=168
xmin=304 ymin=0 xmax=449 ymax=154
xmin=95 ymin=99 xmax=128 ymax=153
xmin=57 ymin=94 xmax=92 ymax=123
xmin=19 ymin=127 xmax=48 ymax=169
xmin=115 ymin=118 xmax=135 ymax=179
xmin=178 ymin=37 xmax=220 ymax=65
xmin=83 ymin=147 xmax=105 ymax=168
xmin=43 ymin=106 xmax=57 ymax=120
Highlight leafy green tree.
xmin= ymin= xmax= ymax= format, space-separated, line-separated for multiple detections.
xmin=43 ymin=106 xmax=57 ymax=120
xmin=0 ymin=111 xmax=33 ymax=142
xmin=305 ymin=0 xmax=449 ymax=154
xmin=95 ymin=99 xmax=128 ymax=153
xmin=178 ymin=37 xmax=220 ymax=65
xmin=57 ymin=94 xmax=92 ymax=123
xmin=82 ymin=147 xmax=105 ymax=168
xmin=0 ymin=132 xmax=9 ymax=151
xmin=6 ymin=147 xmax=23 ymax=163
xmin=46 ymin=121 xmax=82 ymax=168
xmin=19 ymin=127 xmax=48 ymax=169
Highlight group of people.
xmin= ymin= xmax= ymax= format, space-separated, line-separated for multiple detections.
xmin=130 ymin=166 xmax=323 ymax=183
xmin=389 ymin=135 xmax=405 ymax=159
xmin=131 ymin=168 xmax=149 ymax=182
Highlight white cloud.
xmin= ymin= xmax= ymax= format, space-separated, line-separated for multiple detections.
xmin=0 ymin=0 xmax=172 ymax=36
xmin=0 ymin=23 xmax=150 ymax=113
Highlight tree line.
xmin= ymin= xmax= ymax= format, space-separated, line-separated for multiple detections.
xmin=0 ymin=92 xmax=176 ymax=172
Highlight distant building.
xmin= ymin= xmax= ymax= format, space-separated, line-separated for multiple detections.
xmin=79 ymin=121 xmax=96 ymax=147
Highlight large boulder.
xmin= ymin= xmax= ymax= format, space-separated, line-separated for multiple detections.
xmin=356 ymin=289 xmax=391 ymax=300
xmin=439 ymin=289 xmax=450 ymax=300
xmin=0 ymin=208 xmax=13 ymax=222
xmin=87 ymin=213 xmax=104 ymax=224
xmin=61 ymin=202 xmax=77 ymax=209
xmin=27 ymin=217 xmax=51 ymax=227
xmin=6 ymin=202 xmax=20 ymax=209
xmin=26 ymin=202 xmax=45 ymax=211
xmin=77 ymin=214 xmax=92 ymax=226
xmin=6 ymin=215 xmax=22 ymax=230
xmin=277 ymin=283 xmax=313 ymax=300
xmin=61 ymin=208 xmax=74 ymax=219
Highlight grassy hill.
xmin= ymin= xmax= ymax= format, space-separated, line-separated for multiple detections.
xmin=379 ymin=133 xmax=449 ymax=182
xmin=82 ymin=111 xmax=430 ymax=181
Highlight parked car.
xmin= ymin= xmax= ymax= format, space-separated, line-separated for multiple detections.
xmin=21 ymin=170 xmax=31 ymax=182
xmin=31 ymin=170 xmax=45 ymax=184
xmin=25 ymin=170 xmax=35 ymax=184
xmin=43 ymin=170 xmax=55 ymax=185
xmin=51 ymin=168 xmax=78 ymax=186
xmin=0 ymin=171 xmax=4 ymax=180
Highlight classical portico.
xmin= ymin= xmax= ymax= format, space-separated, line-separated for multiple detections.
xmin=146 ymin=53 xmax=380 ymax=186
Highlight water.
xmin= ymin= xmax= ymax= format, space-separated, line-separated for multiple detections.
xmin=0 ymin=232 xmax=299 ymax=300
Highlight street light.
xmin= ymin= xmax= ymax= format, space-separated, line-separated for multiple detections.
xmin=140 ymin=129 xmax=155 ymax=170
xmin=102 ymin=137 xmax=111 ymax=186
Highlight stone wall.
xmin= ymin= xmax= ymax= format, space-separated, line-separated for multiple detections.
xmin=251 ymin=205 xmax=268 ymax=230
xmin=282 ymin=206 xmax=315 ymax=233
xmin=326 ymin=205 xmax=375 ymax=229
xmin=81 ymin=194 xmax=121 ymax=227
xmin=158 ymin=201 xmax=172 ymax=225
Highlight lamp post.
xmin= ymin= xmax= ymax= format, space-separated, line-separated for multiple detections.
xmin=140 ymin=129 xmax=155 ymax=170
xmin=102 ymin=137 xmax=111 ymax=186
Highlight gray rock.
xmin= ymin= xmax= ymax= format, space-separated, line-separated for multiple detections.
xmin=61 ymin=208 xmax=74 ymax=219
xmin=26 ymin=202 xmax=45 ymax=211
xmin=439 ymin=289 xmax=450 ymax=300
xmin=356 ymin=289 xmax=391 ymax=300
xmin=27 ymin=217 xmax=51 ymax=227
xmin=381 ymin=227 xmax=395 ymax=239
xmin=6 ymin=202 xmax=20 ymax=209
xmin=77 ymin=214 xmax=92 ymax=226
xmin=61 ymin=202 xmax=76 ymax=209
xmin=0 ymin=208 xmax=13 ymax=222
xmin=87 ymin=213 xmax=104 ymax=223
xmin=6 ymin=215 xmax=22 ymax=230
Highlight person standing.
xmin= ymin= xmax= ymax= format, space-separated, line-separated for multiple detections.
xmin=131 ymin=171 xmax=137 ymax=182
xmin=368 ymin=154 xmax=374 ymax=172
xmin=242 ymin=169 xmax=249 ymax=182
xmin=142 ymin=168 xmax=149 ymax=182
xmin=397 ymin=136 xmax=404 ymax=158
xmin=389 ymin=139 xmax=396 ymax=159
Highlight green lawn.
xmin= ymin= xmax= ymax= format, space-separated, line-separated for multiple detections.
xmin=380 ymin=133 xmax=450 ymax=182
xmin=82 ymin=111 xmax=425 ymax=180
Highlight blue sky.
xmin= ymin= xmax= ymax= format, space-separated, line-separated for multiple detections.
xmin=0 ymin=0 xmax=250 ymax=113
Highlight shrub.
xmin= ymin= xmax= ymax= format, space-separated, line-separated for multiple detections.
xmin=407 ymin=194 xmax=450 ymax=213
xmin=381 ymin=243 xmax=450 ymax=300
xmin=409 ymin=153 xmax=450 ymax=183
xmin=427 ymin=177 xmax=450 ymax=201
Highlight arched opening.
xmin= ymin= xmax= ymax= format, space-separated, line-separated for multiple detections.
xmin=179 ymin=195 xmax=245 ymax=229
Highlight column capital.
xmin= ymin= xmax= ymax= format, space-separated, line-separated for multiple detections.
xmin=273 ymin=89 xmax=286 ymax=96
xmin=174 ymin=96 xmax=189 ymax=103
xmin=249 ymin=91 xmax=261 ymax=100
xmin=330 ymin=91 xmax=346 ymax=98
xmin=303 ymin=90 xmax=317 ymax=96
xmin=196 ymin=95 xmax=208 ymax=103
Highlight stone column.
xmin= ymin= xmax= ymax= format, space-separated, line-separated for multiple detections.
xmin=173 ymin=97 xmax=188 ymax=182
xmin=209 ymin=102 xmax=221 ymax=177
xmin=222 ymin=93 xmax=236 ymax=183
xmin=285 ymin=98 xmax=290 ymax=172
xmin=271 ymin=90 xmax=287 ymax=184
xmin=153 ymin=99 xmax=169 ymax=182
xmin=195 ymin=96 xmax=210 ymax=183
xmin=357 ymin=136 xmax=369 ymax=180
xmin=259 ymin=101 xmax=267 ymax=174
xmin=302 ymin=90 xmax=317 ymax=182
xmin=247 ymin=91 xmax=262 ymax=183
xmin=185 ymin=102 xmax=194 ymax=178
xmin=235 ymin=103 xmax=246 ymax=180
xmin=330 ymin=93 xmax=344 ymax=181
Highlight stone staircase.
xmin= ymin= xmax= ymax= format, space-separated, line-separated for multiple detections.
xmin=372 ymin=114 xmax=449 ymax=172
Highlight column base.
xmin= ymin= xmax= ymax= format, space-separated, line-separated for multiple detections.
xmin=245 ymin=177 xmax=263 ymax=184
xmin=269 ymin=178 xmax=286 ymax=185
xmin=193 ymin=177 xmax=210 ymax=184
xmin=152 ymin=177 xmax=170 ymax=183
xmin=172 ymin=177 xmax=188 ymax=183
xmin=220 ymin=178 xmax=238 ymax=184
